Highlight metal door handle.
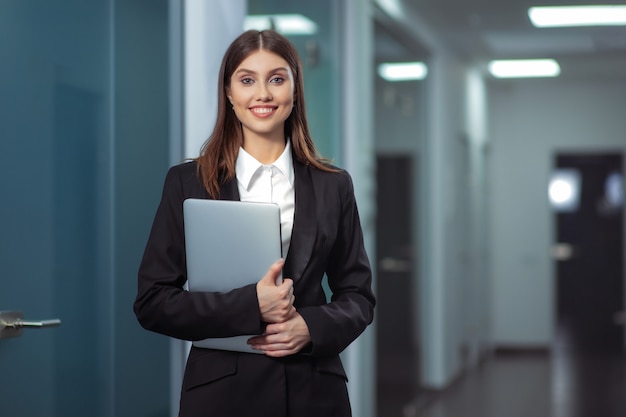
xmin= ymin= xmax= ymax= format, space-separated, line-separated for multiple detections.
xmin=10 ymin=319 xmax=62 ymax=328
xmin=0 ymin=311 xmax=61 ymax=339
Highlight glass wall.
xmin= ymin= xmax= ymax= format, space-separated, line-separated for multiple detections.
xmin=0 ymin=1 xmax=170 ymax=415
xmin=0 ymin=1 xmax=111 ymax=414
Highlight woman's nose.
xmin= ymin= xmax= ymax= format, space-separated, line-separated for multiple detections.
xmin=257 ymin=84 xmax=272 ymax=101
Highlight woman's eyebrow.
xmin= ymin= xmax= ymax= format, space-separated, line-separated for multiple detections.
xmin=234 ymin=67 xmax=290 ymax=75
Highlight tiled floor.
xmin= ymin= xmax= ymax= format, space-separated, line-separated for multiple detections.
xmin=378 ymin=349 xmax=626 ymax=417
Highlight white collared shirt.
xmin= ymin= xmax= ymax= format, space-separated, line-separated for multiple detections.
xmin=235 ymin=141 xmax=295 ymax=258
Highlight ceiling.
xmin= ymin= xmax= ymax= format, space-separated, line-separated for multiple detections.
xmin=375 ymin=0 xmax=626 ymax=80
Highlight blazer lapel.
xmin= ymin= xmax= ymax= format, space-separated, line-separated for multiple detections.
xmin=284 ymin=161 xmax=317 ymax=282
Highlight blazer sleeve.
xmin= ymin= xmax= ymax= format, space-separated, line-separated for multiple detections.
xmin=133 ymin=165 xmax=264 ymax=341
xmin=298 ymin=171 xmax=376 ymax=357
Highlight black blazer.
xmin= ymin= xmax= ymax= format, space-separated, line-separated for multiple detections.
xmin=134 ymin=159 xmax=375 ymax=417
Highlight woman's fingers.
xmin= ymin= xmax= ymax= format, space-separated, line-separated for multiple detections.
xmin=256 ymin=260 xmax=295 ymax=323
xmin=247 ymin=313 xmax=311 ymax=357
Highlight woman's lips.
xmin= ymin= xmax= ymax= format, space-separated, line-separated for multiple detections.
xmin=250 ymin=106 xmax=277 ymax=118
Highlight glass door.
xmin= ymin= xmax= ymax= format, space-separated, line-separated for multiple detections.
xmin=0 ymin=1 xmax=170 ymax=416
xmin=0 ymin=2 xmax=112 ymax=415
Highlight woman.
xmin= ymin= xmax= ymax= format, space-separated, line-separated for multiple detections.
xmin=134 ymin=29 xmax=375 ymax=417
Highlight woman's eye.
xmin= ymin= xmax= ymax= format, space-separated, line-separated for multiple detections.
xmin=241 ymin=77 xmax=254 ymax=85
xmin=270 ymin=77 xmax=285 ymax=84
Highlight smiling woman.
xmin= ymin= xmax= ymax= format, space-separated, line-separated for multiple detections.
xmin=134 ymin=29 xmax=376 ymax=417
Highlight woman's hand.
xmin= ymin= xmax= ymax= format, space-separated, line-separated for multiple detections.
xmin=256 ymin=259 xmax=295 ymax=323
xmin=247 ymin=312 xmax=311 ymax=357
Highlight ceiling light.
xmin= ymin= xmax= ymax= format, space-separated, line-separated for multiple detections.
xmin=244 ymin=14 xmax=318 ymax=35
xmin=529 ymin=5 xmax=626 ymax=27
xmin=376 ymin=0 xmax=404 ymax=19
xmin=378 ymin=62 xmax=428 ymax=81
xmin=488 ymin=59 xmax=561 ymax=78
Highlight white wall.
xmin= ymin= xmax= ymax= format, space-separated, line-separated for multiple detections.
xmin=374 ymin=2 xmax=492 ymax=388
xmin=183 ymin=0 xmax=246 ymax=159
xmin=421 ymin=54 xmax=491 ymax=387
xmin=463 ymin=68 xmax=491 ymax=366
xmin=341 ymin=2 xmax=376 ymax=416
xmin=488 ymin=78 xmax=626 ymax=346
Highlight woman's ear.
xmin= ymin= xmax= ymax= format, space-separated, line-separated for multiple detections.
xmin=225 ymin=87 xmax=232 ymax=104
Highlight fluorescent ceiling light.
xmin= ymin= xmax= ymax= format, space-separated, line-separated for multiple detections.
xmin=529 ymin=5 xmax=626 ymax=27
xmin=245 ymin=14 xmax=318 ymax=35
xmin=378 ymin=62 xmax=428 ymax=81
xmin=488 ymin=59 xmax=561 ymax=78
xmin=376 ymin=0 xmax=404 ymax=19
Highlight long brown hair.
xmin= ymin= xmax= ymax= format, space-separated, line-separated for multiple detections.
xmin=195 ymin=29 xmax=336 ymax=198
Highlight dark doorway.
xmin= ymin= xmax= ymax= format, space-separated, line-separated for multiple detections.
xmin=375 ymin=155 xmax=421 ymax=416
xmin=553 ymin=152 xmax=624 ymax=355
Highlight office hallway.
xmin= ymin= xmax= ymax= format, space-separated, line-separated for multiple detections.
xmin=378 ymin=349 xmax=626 ymax=417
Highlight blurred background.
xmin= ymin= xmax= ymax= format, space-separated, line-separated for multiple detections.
xmin=1 ymin=0 xmax=625 ymax=416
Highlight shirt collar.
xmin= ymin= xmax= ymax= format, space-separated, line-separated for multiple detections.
xmin=272 ymin=140 xmax=294 ymax=185
xmin=236 ymin=140 xmax=294 ymax=191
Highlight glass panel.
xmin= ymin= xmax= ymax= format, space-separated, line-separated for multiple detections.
xmin=0 ymin=1 xmax=109 ymax=415
xmin=0 ymin=1 xmax=170 ymax=416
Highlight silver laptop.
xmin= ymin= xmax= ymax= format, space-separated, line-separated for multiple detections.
xmin=183 ymin=198 xmax=282 ymax=353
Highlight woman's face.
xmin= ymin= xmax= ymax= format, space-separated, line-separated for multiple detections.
xmin=226 ymin=49 xmax=295 ymax=144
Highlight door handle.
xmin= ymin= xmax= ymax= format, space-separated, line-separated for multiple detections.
xmin=0 ymin=311 xmax=61 ymax=340
xmin=552 ymin=243 xmax=576 ymax=261
xmin=379 ymin=257 xmax=411 ymax=273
